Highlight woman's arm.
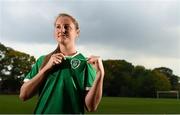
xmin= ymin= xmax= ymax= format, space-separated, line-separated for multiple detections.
xmin=19 ymin=67 xmax=48 ymax=101
xmin=85 ymin=56 xmax=105 ymax=112
xmin=19 ymin=53 xmax=65 ymax=101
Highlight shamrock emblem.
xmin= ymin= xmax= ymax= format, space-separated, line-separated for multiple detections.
xmin=70 ymin=58 xmax=81 ymax=69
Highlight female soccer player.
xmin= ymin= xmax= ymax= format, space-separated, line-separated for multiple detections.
xmin=19 ymin=13 xmax=104 ymax=114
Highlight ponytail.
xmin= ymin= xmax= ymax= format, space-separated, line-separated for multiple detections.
xmin=39 ymin=45 xmax=60 ymax=71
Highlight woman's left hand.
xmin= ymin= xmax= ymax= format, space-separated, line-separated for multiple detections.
xmin=87 ymin=56 xmax=104 ymax=77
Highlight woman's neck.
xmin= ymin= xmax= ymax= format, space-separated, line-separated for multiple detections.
xmin=59 ymin=44 xmax=77 ymax=56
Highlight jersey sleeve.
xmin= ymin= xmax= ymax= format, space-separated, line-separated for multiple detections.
xmin=85 ymin=64 xmax=96 ymax=90
xmin=23 ymin=55 xmax=45 ymax=82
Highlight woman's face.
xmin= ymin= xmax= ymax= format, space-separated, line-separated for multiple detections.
xmin=54 ymin=16 xmax=79 ymax=45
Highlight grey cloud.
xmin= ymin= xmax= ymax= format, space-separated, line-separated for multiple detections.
xmin=0 ymin=0 xmax=179 ymax=58
xmin=1 ymin=1 xmax=55 ymax=43
xmin=78 ymin=1 xmax=180 ymax=58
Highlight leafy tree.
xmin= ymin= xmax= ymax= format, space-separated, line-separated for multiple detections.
xmin=103 ymin=60 xmax=134 ymax=96
xmin=154 ymin=67 xmax=179 ymax=90
xmin=131 ymin=65 xmax=147 ymax=97
xmin=0 ymin=43 xmax=35 ymax=93
xmin=138 ymin=70 xmax=171 ymax=97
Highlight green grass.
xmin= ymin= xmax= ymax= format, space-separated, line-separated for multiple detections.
xmin=0 ymin=95 xmax=38 ymax=114
xmin=0 ymin=95 xmax=180 ymax=114
xmin=91 ymin=97 xmax=180 ymax=114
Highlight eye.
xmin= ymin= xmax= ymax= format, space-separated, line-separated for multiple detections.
xmin=56 ymin=25 xmax=61 ymax=29
xmin=64 ymin=24 xmax=71 ymax=30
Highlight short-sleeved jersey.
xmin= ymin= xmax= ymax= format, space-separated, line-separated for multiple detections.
xmin=24 ymin=52 xmax=96 ymax=114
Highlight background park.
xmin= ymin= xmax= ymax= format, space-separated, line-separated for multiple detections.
xmin=0 ymin=0 xmax=180 ymax=114
xmin=0 ymin=42 xmax=180 ymax=114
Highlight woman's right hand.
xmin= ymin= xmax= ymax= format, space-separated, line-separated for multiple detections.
xmin=44 ymin=53 xmax=65 ymax=71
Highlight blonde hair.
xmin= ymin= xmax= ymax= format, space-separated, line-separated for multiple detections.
xmin=40 ymin=13 xmax=79 ymax=71
xmin=54 ymin=13 xmax=79 ymax=30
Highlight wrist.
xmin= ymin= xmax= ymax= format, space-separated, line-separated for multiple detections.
xmin=39 ymin=66 xmax=49 ymax=75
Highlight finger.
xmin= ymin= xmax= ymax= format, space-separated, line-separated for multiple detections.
xmin=88 ymin=59 xmax=97 ymax=64
xmin=88 ymin=56 xmax=99 ymax=63
xmin=55 ymin=53 xmax=65 ymax=59
xmin=53 ymin=53 xmax=65 ymax=61
xmin=54 ymin=59 xmax=61 ymax=64
xmin=88 ymin=57 xmax=102 ymax=66
xmin=54 ymin=55 xmax=63 ymax=60
xmin=56 ymin=58 xmax=62 ymax=63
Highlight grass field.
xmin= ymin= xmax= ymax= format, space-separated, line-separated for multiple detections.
xmin=0 ymin=95 xmax=180 ymax=114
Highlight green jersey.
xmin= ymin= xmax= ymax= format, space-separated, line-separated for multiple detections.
xmin=24 ymin=52 xmax=96 ymax=114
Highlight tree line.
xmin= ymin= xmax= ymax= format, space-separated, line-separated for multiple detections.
xmin=103 ymin=60 xmax=180 ymax=97
xmin=0 ymin=43 xmax=179 ymax=97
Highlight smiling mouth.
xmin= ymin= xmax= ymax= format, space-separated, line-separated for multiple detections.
xmin=58 ymin=34 xmax=68 ymax=38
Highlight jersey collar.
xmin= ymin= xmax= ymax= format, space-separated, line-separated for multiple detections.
xmin=64 ymin=51 xmax=80 ymax=59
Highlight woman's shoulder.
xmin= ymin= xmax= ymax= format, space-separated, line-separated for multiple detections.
xmin=37 ymin=55 xmax=46 ymax=61
xmin=76 ymin=52 xmax=87 ymax=59
xmin=36 ymin=55 xmax=46 ymax=64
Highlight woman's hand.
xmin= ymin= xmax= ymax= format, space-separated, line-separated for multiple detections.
xmin=87 ymin=56 xmax=104 ymax=77
xmin=44 ymin=53 xmax=65 ymax=71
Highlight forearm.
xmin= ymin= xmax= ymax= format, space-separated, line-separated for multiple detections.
xmin=19 ymin=67 xmax=48 ymax=101
xmin=85 ymin=71 xmax=104 ymax=111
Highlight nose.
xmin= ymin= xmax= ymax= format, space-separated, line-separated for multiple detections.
xmin=60 ymin=26 xmax=65 ymax=34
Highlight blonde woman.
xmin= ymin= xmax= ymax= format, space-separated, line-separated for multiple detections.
xmin=19 ymin=13 xmax=104 ymax=114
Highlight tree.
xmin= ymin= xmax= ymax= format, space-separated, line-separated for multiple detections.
xmin=131 ymin=65 xmax=147 ymax=97
xmin=0 ymin=43 xmax=36 ymax=93
xmin=154 ymin=67 xmax=179 ymax=90
xmin=138 ymin=70 xmax=171 ymax=97
xmin=103 ymin=60 xmax=134 ymax=96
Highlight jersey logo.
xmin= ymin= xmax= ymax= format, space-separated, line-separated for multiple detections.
xmin=71 ymin=58 xmax=81 ymax=69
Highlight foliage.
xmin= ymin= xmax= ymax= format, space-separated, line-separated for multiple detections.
xmin=0 ymin=43 xmax=36 ymax=93
xmin=154 ymin=67 xmax=179 ymax=90
xmin=103 ymin=60 xmax=179 ymax=97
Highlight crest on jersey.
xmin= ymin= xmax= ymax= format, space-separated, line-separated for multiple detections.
xmin=71 ymin=58 xmax=80 ymax=69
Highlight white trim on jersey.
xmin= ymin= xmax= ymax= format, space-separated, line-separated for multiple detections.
xmin=23 ymin=78 xmax=30 ymax=82
xmin=85 ymin=87 xmax=91 ymax=91
xmin=64 ymin=51 xmax=80 ymax=59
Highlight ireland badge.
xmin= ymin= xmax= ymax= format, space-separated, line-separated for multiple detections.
xmin=70 ymin=58 xmax=81 ymax=69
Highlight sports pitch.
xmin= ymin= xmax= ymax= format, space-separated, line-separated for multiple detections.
xmin=0 ymin=95 xmax=180 ymax=114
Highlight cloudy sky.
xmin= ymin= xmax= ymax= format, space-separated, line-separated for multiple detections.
xmin=0 ymin=0 xmax=180 ymax=76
